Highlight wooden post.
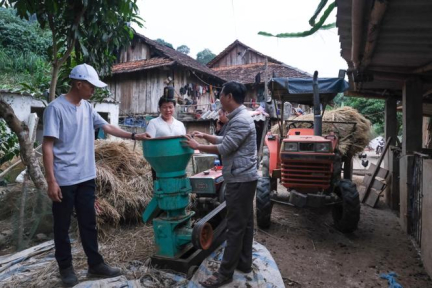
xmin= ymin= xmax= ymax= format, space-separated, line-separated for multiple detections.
xmin=264 ymin=58 xmax=269 ymax=100
xmin=402 ymin=78 xmax=423 ymax=155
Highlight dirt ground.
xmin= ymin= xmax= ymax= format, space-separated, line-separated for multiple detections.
xmin=255 ymin=181 xmax=432 ymax=288
xmin=2 ymin=177 xmax=432 ymax=288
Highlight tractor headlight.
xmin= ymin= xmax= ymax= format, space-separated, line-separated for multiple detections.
xmin=315 ymin=142 xmax=331 ymax=152
xmin=284 ymin=142 xmax=298 ymax=152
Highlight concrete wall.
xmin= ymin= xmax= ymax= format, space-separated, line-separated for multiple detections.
xmin=1 ymin=93 xmax=119 ymax=143
xmin=422 ymin=159 xmax=432 ymax=278
xmin=1 ymin=93 xmax=46 ymax=121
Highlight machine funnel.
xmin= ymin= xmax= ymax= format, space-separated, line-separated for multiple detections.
xmin=142 ymin=136 xmax=193 ymax=178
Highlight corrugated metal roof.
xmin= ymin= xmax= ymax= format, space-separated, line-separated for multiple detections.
xmin=212 ymin=63 xmax=310 ymax=85
xmin=336 ymin=0 xmax=432 ymax=98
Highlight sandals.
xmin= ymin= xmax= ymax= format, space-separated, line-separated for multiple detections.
xmin=199 ymin=272 xmax=233 ymax=288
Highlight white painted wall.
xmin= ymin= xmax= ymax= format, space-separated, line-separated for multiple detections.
xmin=1 ymin=92 xmax=120 ymax=142
xmin=1 ymin=93 xmax=46 ymax=122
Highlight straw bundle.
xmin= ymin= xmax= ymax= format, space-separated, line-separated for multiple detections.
xmin=271 ymin=106 xmax=372 ymax=156
xmin=95 ymin=140 xmax=153 ymax=233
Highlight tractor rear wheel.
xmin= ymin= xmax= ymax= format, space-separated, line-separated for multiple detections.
xmin=332 ymin=179 xmax=360 ymax=233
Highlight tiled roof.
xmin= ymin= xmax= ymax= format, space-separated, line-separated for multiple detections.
xmin=114 ymin=33 xmax=224 ymax=82
xmin=112 ymin=57 xmax=174 ymax=74
xmin=207 ymin=40 xmax=283 ymax=68
xmin=212 ymin=63 xmax=310 ymax=84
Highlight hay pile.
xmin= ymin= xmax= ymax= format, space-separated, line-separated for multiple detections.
xmin=95 ymin=140 xmax=153 ymax=232
xmin=271 ymin=106 xmax=372 ymax=156
xmin=26 ymin=225 xmax=155 ymax=288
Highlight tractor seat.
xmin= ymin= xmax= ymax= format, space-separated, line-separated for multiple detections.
xmin=288 ymin=128 xmax=314 ymax=136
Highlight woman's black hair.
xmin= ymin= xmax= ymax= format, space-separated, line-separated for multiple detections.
xmin=158 ymin=96 xmax=176 ymax=107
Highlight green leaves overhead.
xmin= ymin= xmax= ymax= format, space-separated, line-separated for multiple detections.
xmin=258 ymin=0 xmax=336 ymax=38
xmin=3 ymin=0 xmax=144 ymax=101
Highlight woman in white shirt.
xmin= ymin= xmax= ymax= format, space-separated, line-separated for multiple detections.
xmin=146 ymin=96 xmax=186 ymax=138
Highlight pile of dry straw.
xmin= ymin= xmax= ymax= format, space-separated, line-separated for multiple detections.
xmin=271 ymin=106 xmax=372 ymax=156
xmin=95 ymin=140 xmax=153 ymax=233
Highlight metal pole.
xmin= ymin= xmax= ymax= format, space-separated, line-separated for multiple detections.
xmin=313 ymin=71 xmax=322 ymax=136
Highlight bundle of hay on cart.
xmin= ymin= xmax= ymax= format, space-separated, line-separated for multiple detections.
xmin=271 ymin=106 xmax=372 ymax=156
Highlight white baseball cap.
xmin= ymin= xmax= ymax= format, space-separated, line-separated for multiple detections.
xmin=69 ymin=63 xmax=107 ymax=88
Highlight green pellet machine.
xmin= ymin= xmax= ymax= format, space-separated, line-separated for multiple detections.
xmin=142 ymin=136 xmax=227 ymax=277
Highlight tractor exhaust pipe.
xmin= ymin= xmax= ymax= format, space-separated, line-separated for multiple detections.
xmin=313 ymin=71 xmax=322 ymax=136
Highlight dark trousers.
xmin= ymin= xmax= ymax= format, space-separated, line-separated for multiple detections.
xmin=219 ymin=180 xmax=257 ymax=278
xmin=53 ymin=179 xmax=103 ymax=269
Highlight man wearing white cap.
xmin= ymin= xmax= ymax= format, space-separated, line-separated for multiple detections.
xmin=42 ymin=63 xmax=149 ymax=286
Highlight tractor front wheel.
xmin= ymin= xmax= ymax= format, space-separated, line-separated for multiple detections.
xmin=332 ymin=179 xmax=360 ymax=233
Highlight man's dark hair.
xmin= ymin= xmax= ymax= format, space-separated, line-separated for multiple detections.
xmin=158 ymin=96 xmax=176 ymax=107
xmin=222 ymin=81 xmax=247 ymax=104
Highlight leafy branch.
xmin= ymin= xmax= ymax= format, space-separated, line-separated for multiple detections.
xmin=258 ymin=0 xmax=336 ymax=38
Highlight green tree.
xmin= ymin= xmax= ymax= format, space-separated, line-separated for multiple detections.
xmin=0 ymin=7 xmax=51 ymax=57
xmin=196 ymin=48 xmax=215 ymax=65
xmin=0 ymin=8 xmax=52 ymax=91
xmin=156 ymin=38 xmax=174 ymax=49
xmin=2 ymin=0 xmax=143 ymax=102
xmin=176 ymin=45 xmax=190 ymax=55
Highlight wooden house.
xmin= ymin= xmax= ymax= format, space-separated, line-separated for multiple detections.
xmin=208 ymin=40 xmax=310 ymax=105
xmin=106 ymin=33 xmax=225 ymax=117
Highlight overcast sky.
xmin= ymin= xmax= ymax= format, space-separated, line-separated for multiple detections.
xmin=135 ymin=0 xmax=347 ymax=77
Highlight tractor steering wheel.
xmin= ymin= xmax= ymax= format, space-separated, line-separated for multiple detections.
xmin=288 ymin=122 xmax=314 ymax=130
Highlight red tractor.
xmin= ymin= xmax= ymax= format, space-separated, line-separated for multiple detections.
xmin=256 ymin=71 xmax=360 ymax=233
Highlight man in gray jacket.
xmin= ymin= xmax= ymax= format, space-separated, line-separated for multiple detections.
xmin=184 ymin=81 xmax=258 ymax=288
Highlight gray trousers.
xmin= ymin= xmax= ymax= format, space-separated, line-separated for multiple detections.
xmin=218 ymin=180 xmax=257 ymax=278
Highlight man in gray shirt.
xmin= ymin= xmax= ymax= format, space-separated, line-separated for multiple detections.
xmin=43 ymin=63 xmax=149 ymax=287
xmin=184 ymin=81 xmax=258 ymax=288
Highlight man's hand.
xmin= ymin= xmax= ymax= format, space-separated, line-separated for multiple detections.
xmin=183 ymin=134 xmax=200 ymax=149
xmin=47 ymin=180 xmax=62 ymax=202
xmin=191 ymin=131 xmax=206 ymax=139
xmin=135 ymin=132 xmax=151 ymax=140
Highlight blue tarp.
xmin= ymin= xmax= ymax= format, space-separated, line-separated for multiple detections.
xmin=271 ymin=77 xmax=349 ymax=95
xmin=269 ymin=77 xmax=349 ymax=106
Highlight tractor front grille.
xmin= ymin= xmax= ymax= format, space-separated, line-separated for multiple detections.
xmin=281 ymin=160 xmax=333 ymax=189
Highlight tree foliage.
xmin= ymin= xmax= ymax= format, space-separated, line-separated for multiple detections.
xmin=0 ymin=7 xmax=51 ymax=57
xmin=0 ymin=119 xmax=19 ymax=165
xmin=0 ymin=8 xmax=52 ymax=91
xmin=176 ymin=45 xmax=190 ymax=55
xmin=258 ymin=0 xmax=336 ymax=38
xmin=156 ymin=38 xmax=174 ymax=49
xmin=2 ymin=0 xmax=144 ymax=102
xmin=196 ymin=48 xmax=215 ymax=65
